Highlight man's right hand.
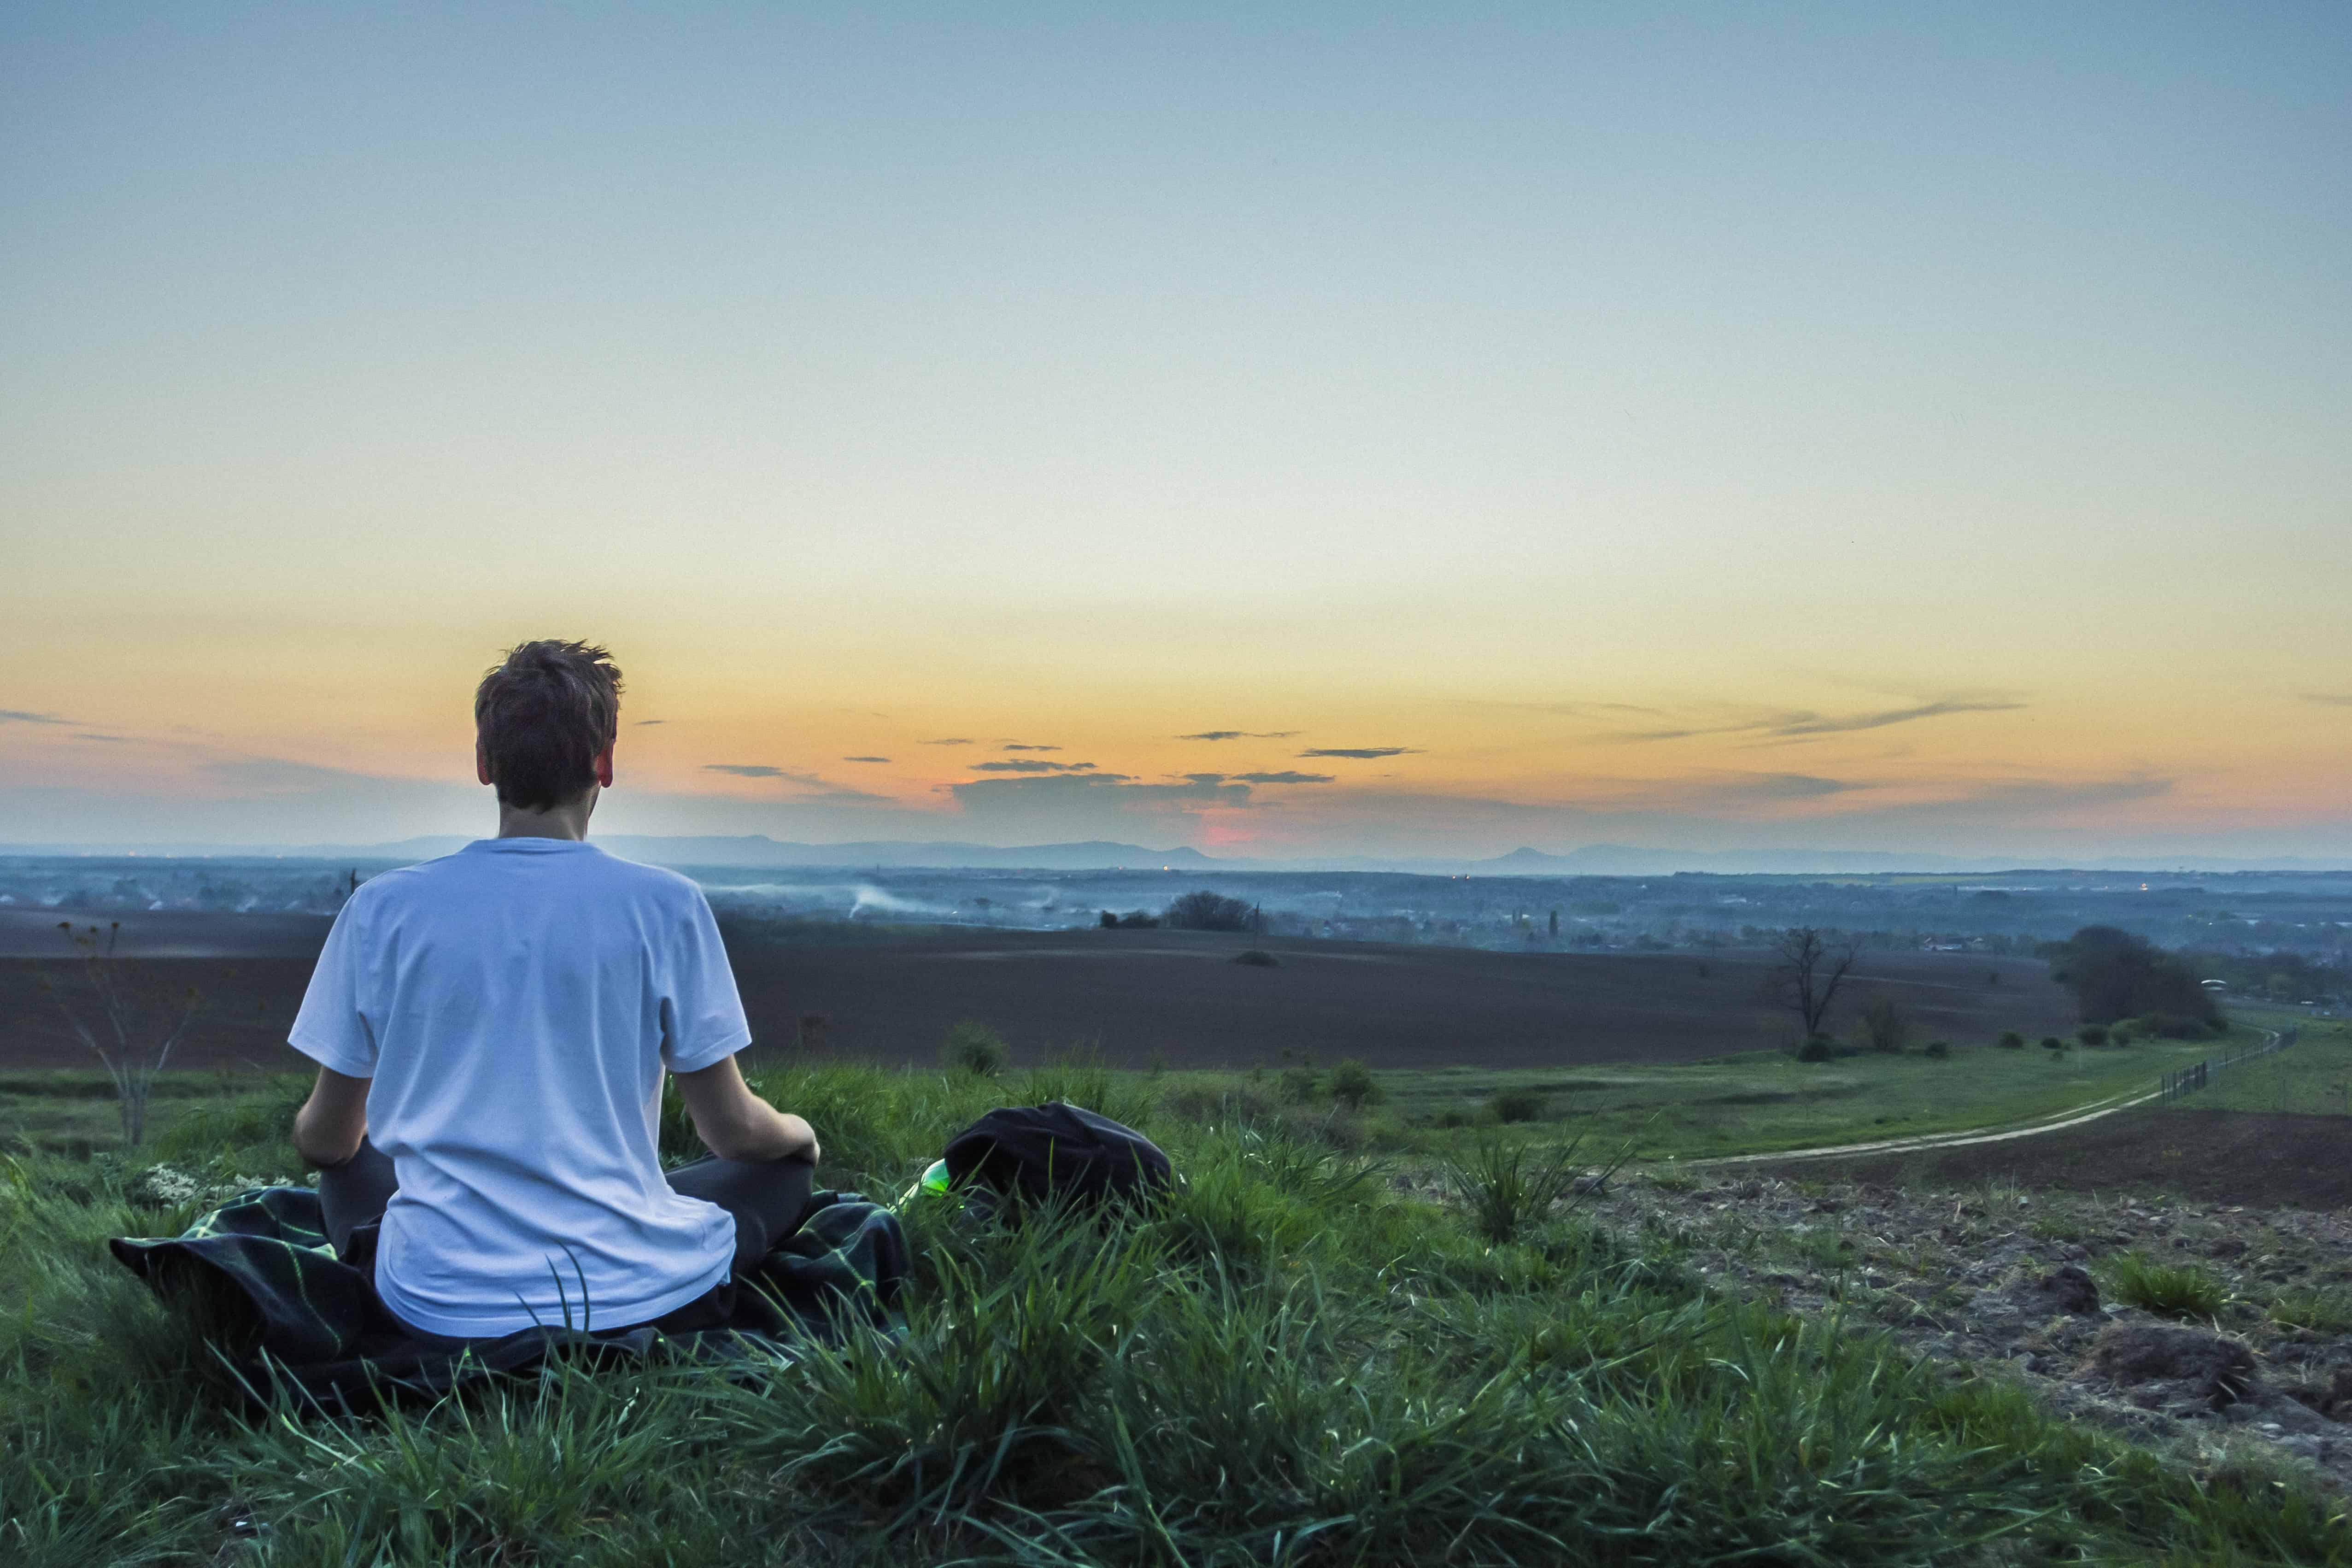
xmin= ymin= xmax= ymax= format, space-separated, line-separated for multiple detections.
xmin=674 ymin=1055 xmax=820 ymax=1164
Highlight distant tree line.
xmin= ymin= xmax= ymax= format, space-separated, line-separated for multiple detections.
xmin=2170 ymin=947 xmax=2348 ymax=1004
xmin=1100 ymin=891 xmax=1261 ymax=933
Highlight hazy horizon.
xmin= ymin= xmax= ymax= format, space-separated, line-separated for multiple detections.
xmin=7 ymin=5 xmax=2347 ymax=863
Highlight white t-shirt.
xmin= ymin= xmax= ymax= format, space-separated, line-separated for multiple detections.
xmin=287 ymin=837 xmax=753 ymax=1338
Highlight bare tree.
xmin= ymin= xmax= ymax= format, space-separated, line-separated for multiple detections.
xmin=1766 ymin=927 xmax=1860 ymax=1043
xmin=42 ymin=921 xmax=203 ymax=1147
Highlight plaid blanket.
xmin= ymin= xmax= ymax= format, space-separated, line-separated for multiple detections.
xmin=111 ymin=1185 xmax=909 ymax=1409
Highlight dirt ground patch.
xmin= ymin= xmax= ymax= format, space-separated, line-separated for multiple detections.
xmin=1768 ymin=1108 xmax=2352 ymax=1210
xmin=0 ymin=916 xmax=2077 ymax=1073
xmin=1507 ymin=1170 xmax=2352 ymax=1498
xmin=0 ymin=956 xmax=316 ymax=1073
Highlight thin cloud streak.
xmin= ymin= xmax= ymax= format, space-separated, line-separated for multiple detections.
xmin=1770 ymin=699 xmax=2028 ymax=737
xmin=796 ymin=787 xmax=897 ymax=806
xmin=1178 ymin=729 xmax=1300 ymax=741
xmin=970 ymin=759 xmax=1098 ymax=774
xmin=1470 ymin=699 xmax=1669 ymax=719
xmin=1 ymin=710 xmax=70 ymax=725
xmin=1614 ymin=698 xmax=2026 ymax=743
xmin=2302 ymin=693 xmax=2352 ymax=707
xmin=1299 ymin=746 xmax=1420 ymax=759
xmin=842 ymin=755 xmax=891 ymax=763
xmin=704 ymin=764 xmax=845 ymax=790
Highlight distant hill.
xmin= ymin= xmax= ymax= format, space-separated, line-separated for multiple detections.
xmin=3 ymin=835 xmax=2346 ymax=876
xmin=1458 ymin=846 xmax=2352 ymax=876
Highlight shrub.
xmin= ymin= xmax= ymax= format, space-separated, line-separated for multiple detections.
xmin=1328 ymin=1060 xmax=1382 ymax=1110
xmin=2040 ymin=1036 xmax=2066 ymax=1056
xmin=1997 ymin=1030 xmax=2026 ymax=1050
xmin=1278 ymin=1054 xmax=1320 ymax=1104
xmin=2100 ymin=1250 xmax=2227 ymax=1319
xmin=1232 ymin=948 xmax=1279 ymax=967
xmin=1487 ymin=1086 xmax=1548 ymax=1123
xmin=2138 ymin=1012 xmax=2220 ymax=1040
xmin=1163 ymin=891 xmax=1255 ymax=932
xmin=1858 ymin=993 xmax=1911 ymax=1054
xmin=941 ymin=1020 xmax=1009 ymax=1077
xmin=1796 ymin=1035 xmax=1835 ymax=1063
xmin=1924 ymin=1040 xmax=1950 ymax=1059
xmin=2077 ymin=1024 xmax=2109 ymax=1047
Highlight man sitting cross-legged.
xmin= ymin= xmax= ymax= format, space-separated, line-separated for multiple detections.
xmin=287 ymin=639 xmax=820 ymax=1344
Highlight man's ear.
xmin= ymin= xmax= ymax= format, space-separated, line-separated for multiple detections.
xmin=476 ymin=740 xmax=493 ymax=787
xmin=593 ymin=746 xmax=614 ymax=788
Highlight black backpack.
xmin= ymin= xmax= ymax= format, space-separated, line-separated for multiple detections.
xmin=941 ymin=1103 xmax=1173 ymax=1213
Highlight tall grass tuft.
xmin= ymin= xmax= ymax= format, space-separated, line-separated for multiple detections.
xmin=2100 ymin=1250 xmax=2229 ymax=1320
xmin=1441 ymin=1134 xmax=1590 ymax=1245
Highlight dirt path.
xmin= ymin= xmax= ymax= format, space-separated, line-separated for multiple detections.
xmin=1693 ymin=1031 xmax=2281 ymax=1168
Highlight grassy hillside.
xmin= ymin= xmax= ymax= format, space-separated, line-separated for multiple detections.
xmin=2157 ymin=1019 xmax=2352 ymax=1117
xmin=5 ymin=1061 xmax=2348 ymax=1565
xmin=1338 ymin=1029 xmax=2235 ymax=1161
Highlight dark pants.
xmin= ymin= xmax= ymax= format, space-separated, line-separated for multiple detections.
xmin=317 ymin=1139 xmax=817 ymax=1315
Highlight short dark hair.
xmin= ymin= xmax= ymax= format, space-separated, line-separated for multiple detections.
xmin=474 ymin=640 xmax=623 ymax=810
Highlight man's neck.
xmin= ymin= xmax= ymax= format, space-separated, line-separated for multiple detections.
xmin=495 ymin=787 xmax=598 ymax=841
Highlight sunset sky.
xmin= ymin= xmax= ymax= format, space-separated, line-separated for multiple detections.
xmin=5 ymin=4 xmax=2348 ymax=862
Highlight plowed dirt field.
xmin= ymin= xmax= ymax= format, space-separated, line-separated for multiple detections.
xmin=0 ymin=914 xmax=2076 ymax=1073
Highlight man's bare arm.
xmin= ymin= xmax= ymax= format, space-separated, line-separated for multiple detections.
xmin=673 ymin=1056 xmax=820 ymax=1164
xmin=294 ymin=1066 xmax=371 ymax=1168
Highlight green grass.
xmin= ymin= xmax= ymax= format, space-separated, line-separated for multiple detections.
xmin=0 ymin=1022 xmax=2254 ymax=1176
xmin=6 ymin=1064 xmax=2352 ymax=1565
xmin=2158 ymin=1019 xmax=2352 ymax=1116
xmin=2100 ymin=1250 xmax=2231 ymax=1320
xmin=2266 ymin=1286 xmax=2352 ymax=1335
xmin=1351 ymin=1028 xmax=2236 ymax=1162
